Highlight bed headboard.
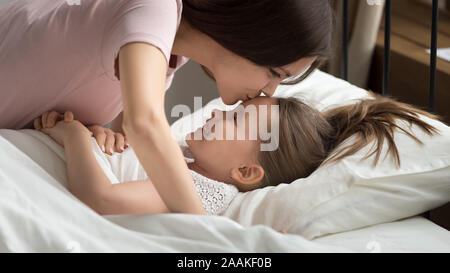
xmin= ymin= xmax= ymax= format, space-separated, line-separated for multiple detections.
xmin=341 ymin=0 xmax=438 ymax=104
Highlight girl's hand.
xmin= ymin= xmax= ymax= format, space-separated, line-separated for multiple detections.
xmin=34 ymin=111 xmax=92 ymax=147
xmin=34 ymin=110 xmax=74 ymax=129
xmin=87 ymin=125 xmax=129 ymax=156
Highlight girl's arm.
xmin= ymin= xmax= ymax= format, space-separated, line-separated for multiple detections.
xmin=118 ymin=42 xmax=206 ymax=215
xmin=109 ymin=112 xmax=124 ymax=134
xmin=63 ymin=128 xmax=170 ymax=215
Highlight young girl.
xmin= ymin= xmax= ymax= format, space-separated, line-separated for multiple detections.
xmin=34 ymin=93 xmax=441 ymax=216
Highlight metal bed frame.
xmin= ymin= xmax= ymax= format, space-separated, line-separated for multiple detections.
xmin=340 ymin=0 xmax=440 ymax=219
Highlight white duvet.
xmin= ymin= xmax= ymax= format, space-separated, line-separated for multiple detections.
xmin=2 ymin=128 xmax=450 ymax=253
xmin=1 ymin=123 xmax=450 ymax=252
xmin=0 ymin=129 xmax=352 ymax=252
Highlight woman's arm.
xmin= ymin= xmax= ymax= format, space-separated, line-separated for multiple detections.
xmin=118 ymin=42 xmax=206 ymax=215
xmin=63 ymin=130 xmax=170 ymax=215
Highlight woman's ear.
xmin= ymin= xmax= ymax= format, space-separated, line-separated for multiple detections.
xmin=230 ymin=163 xmax=264 ymax=189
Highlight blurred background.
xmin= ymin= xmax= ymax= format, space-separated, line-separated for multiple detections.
xmin=166 ymin=0 xmax=450 ymax=126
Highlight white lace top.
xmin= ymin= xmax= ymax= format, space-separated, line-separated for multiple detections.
xmin=189 ymin=169 xmax=239 ymax=215
xmin=92 ymin=139 xmax=239 ymax=216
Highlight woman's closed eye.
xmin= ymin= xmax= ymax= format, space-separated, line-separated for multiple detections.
xmin=269 ymin=68 xmax=282 ymax=79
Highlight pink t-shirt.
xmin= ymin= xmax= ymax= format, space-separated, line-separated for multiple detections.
xmin=0 ymin=0 xmax=189 ymax=129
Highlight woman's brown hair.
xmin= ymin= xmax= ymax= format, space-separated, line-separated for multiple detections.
xmin=182 ymin=0 xmax=333 ymax=84
xmin=257 ymin=92 xmax=442 ymax=188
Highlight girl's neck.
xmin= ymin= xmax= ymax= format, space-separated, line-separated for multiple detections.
xmin=188 ymin=160 xmax=220 ymax=180
xmin=187 ymin=162 xmax=206 ymax=176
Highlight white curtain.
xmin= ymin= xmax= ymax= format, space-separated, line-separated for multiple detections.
xmin=326 ymin=0 xmax=385 ymax=89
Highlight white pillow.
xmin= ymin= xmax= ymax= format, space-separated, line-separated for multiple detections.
xmin=171 ymin=70 xmax=450 ymax=239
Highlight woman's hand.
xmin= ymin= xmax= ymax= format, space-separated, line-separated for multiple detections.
xmin=34 ymin=111 xmax=92 ymax=147
xmin=87 ymin=125 xmax=129 ymax=156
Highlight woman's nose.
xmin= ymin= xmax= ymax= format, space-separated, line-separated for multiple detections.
xmin=259 ymin=86 xmax=276 ymax=98
xmin=257 ymin=80 xmax=278 ymax=98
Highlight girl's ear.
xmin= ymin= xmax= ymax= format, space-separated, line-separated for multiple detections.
xmin=230 ymin=163 xmax=264 ymax=187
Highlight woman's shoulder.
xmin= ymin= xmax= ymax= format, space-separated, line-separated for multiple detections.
xmin=101 ymin=0 xmax=184 ymax=80
xmin=110 ymin=0 xmax=182 ymax=25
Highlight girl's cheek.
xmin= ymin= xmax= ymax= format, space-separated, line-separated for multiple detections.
xmin=223 ymin=120 xmax=236 ymax=140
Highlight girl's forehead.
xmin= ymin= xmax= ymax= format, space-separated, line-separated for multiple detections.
xmin=229 ymin=97 xmax=279 ymax=125
xmin=241 ymin=96 xmax=278 ymax=108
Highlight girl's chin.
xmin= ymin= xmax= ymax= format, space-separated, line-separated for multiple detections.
xmin=186 ymin=127 xmax=206 ymax=143
xmin=185 ymin=131 xmax=195 ymax=144
xmin=185 ymin=133 xmax=198 ymax=147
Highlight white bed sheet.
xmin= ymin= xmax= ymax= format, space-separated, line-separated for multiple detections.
xmin=315 ymin=216 xmax=450 ymax=253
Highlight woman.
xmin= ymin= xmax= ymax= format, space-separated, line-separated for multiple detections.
xmin=0 ymin=0 xmax=332 ymax=215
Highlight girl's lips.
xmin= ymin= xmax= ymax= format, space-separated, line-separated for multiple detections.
xmin=193 ymin=126 xmax=206 ymax=140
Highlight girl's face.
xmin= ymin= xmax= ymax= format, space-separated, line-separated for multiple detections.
xmin=186 ymin=97 xmax=279 ymax=191
xmin=210 ymin=52 xmax=316 ymax=105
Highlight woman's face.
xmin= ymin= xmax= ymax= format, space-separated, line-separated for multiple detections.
xmin=186 ymin=96 xmax=279 ymax=191
xmin=209 ymin=52 xmax=316 ymax=105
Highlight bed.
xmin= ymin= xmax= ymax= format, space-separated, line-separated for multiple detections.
xmin=315 ymin=216 xmax=450 ymax=253
xmin=1 ymin=67 xmax=449 ymax=253
xmin=0 ymin=132 xmax=448 ymax=253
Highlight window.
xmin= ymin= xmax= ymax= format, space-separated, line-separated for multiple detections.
xmin=368 ymin=0 xmax=450 ymax=125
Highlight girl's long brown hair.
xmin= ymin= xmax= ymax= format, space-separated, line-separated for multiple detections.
xmin=257 ymin=92 xmax=442 ymax=189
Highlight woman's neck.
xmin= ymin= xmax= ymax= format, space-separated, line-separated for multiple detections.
xmin=172 ymin=19 xmax=216 ymax=69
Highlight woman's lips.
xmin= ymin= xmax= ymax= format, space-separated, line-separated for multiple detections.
xmin=242 ymin=95 xmax=251 ymax=102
